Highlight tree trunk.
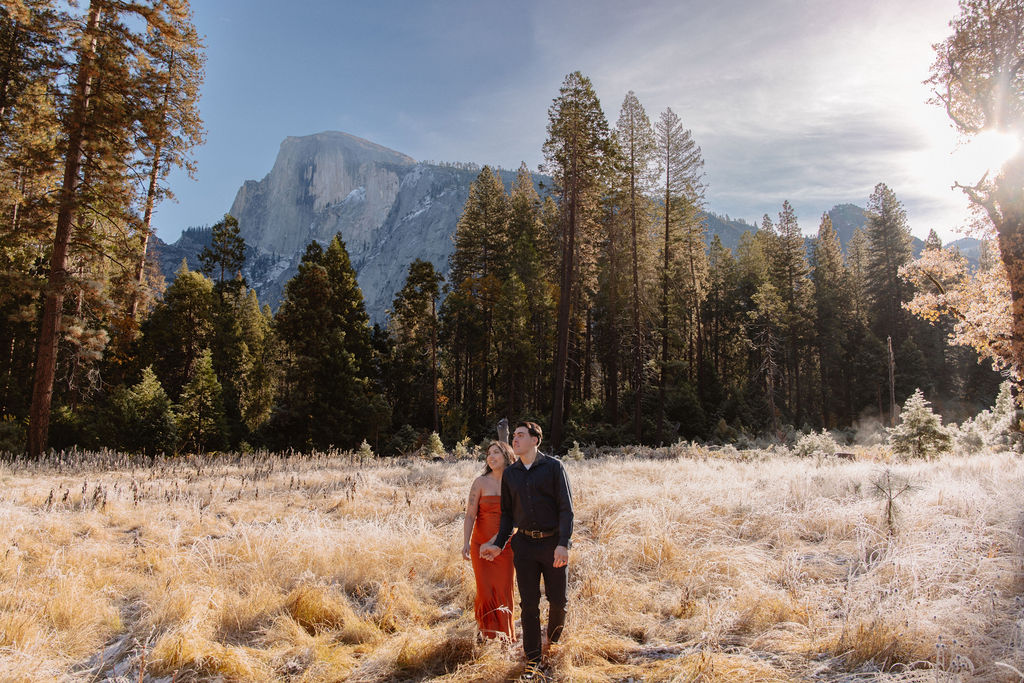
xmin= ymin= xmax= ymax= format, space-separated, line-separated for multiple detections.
xmin=550 ymin=191 xmax=576 ymax=451
xmin=583 ymin=306 xmax=592 ymax=401
xmin=0 ymin=16 xmax=21 ymax=124
xmin=659 ymin=185 xmax=669 ymax=444
xmin=994 ymin=158 xmax=1024 ymax=386
xmin=630 ymin=171 xmax=642 ymax=442
xmin=431 ymin=295 xmax=439 ymax=433
xmin=27 ymin=3 xmax=100 ymax=458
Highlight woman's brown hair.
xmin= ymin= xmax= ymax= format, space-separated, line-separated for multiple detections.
xmin=483 ymin=440 xmax=516 ymax=474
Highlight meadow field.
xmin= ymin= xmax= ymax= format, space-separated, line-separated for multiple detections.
xmin=0 ymin=445 xmax=1022 ymax=682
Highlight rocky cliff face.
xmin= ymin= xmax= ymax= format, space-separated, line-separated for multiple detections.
xmin=213 ymin=131 xmax=528 ymax=322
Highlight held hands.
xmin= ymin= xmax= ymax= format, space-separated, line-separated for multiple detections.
xmin=553 ymin=545 xmax=569 ymax=568
xmin=479 ymin=543 xmax=500 ymax=561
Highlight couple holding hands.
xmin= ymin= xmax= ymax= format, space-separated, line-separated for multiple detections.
xmin=461 ymin=421 xmax=574 ymax=675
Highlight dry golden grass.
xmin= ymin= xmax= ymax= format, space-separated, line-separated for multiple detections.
xmin=0 ymin=447 xmax=1021 ymax=681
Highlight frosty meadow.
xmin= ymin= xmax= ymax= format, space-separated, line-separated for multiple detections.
xmin=0 ymin=440 xmax=1022 ymax=681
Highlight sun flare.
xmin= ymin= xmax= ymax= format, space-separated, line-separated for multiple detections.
xmin=951 ymin=129 xmax=1022 ymax=182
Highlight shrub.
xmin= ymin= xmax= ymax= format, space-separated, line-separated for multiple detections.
xmin=357 ymin=439 xmax=375 ymax=462
xmin=0 ymin=415 xmax=25 ymax=455
xmin=888 ymin=389 xmax=952 ymax=459
xmin=793 ymin=429 xmax=840 ymax=458
xmin=953 ymin=382 xmax=1021 ymax=454
xmin=566 ymin=441 xmax=584 ymax=461
xmin=424 ymin=431 xmax=445 ymax=458
xmin=452 ymin=437 xmax=474 ymax=460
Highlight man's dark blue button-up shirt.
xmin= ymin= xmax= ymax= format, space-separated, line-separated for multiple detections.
xmin=493 ymin=452 xmax=574 ymax=548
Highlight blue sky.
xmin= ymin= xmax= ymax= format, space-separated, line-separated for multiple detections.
xmin=156 ymin=0 xmax=989 ymax=244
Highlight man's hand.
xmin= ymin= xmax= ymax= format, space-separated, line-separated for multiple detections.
xmin=553 ymin=545 xmax=568 ymax=568
xmin=479 ymin=543 xmax=500 ymax=561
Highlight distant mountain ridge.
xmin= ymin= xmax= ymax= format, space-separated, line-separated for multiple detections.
xmin=153 ymin=131 xmax=981 ymax=321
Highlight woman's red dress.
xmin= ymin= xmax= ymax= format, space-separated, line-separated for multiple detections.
xmin=470 ymin=495 xmax=516 ymax=640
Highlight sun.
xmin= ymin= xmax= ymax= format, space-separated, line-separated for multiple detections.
xmin=950 ymin=128 xmax=1022 ymax=182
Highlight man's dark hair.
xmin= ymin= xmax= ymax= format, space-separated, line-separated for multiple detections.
xmin=516 ymin=421 xmax=543 ymax=444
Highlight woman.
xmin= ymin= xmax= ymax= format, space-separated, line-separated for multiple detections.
xmin=463 ymin=440 xmax=516 ymax=641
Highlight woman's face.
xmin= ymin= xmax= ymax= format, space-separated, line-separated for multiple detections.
xmin=486 ymin=445 xmax=506 ymax=472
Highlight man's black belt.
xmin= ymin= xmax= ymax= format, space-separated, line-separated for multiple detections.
xmin=519 ymin=529 xmax=556 ymax=539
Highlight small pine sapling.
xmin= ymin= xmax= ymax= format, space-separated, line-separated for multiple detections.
xmin=888 ymin=389 xmax=952 ymax=459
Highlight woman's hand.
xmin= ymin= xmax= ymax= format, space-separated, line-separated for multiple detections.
xmin=462 ymin=542 xmax=472 ymax=560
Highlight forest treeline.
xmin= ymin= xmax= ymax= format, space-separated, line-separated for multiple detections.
xmin=0 ymin=1 xmax=1016 ymax=456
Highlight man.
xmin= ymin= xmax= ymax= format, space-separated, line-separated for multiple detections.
xmin=480 ymin=421 xmax=574 ymax=673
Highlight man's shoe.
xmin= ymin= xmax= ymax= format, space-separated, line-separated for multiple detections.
xmin=520 ymin=663 xmax=544 ymax=681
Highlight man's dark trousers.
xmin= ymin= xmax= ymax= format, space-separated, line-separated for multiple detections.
xmin=512 ymin=533 xmax=567 ymax=663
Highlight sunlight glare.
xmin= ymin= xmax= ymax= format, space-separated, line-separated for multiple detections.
xmin=951 ymin=129 xmax=1022 ymax=182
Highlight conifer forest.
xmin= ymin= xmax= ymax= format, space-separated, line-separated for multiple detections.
xmin=1 ymin=0 xmax=1021 ymax=459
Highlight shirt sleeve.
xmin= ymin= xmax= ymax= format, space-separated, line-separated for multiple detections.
xmin=555 ymin=461 xmax=574 ymax=547
xmin=493 ymin=471 xmax=515 ymax=549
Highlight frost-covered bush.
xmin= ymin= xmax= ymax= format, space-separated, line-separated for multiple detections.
xmin=793 ymin=429 xmax=840 ymax=458
xmin=356 ymin=439 xmax=375 ymax=462
xmin=954 ymin=382 xmax=1021 ymax=454
xmin=424 ymin=431 xmax=445 ymax=458
xmin=888 ymin=389 xmax=952 ymax=459
xmin=566 ymin=441 xmax=585 ymax=461
xmin=452 ymin=437 xmax=474 ymax=460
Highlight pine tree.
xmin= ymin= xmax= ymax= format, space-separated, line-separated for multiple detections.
xmin=704 ymin=235 xmax=743 ymax=392
xmin=865 ymin=182 xmax=913 ymax=346
xmin=888 ymin=388 xmax=952 ymax=459
xmin=176 ymin=348 xmax=226 ymax=453
xmin=199 ymin=214 xmax=246 ymax=286
xmin=110 ymin=365 xmax=176 ymax=455
xmin=503 ymin=163 xmax=556 ymax=420
xmin=27 ymin=0 xmax=204 ymax=457
xmin=542 ymin=71 xmax=613 ymax=449
xmin=811 ymin=214 xmax=851 ymax=426
xmin=233 ymin=288 xmax=276 ymax=434
xmin=655 ymin=107 xmax=707 ymax=435
xmin=846 ymin=227 xmax=871 ymax=323
xmin=614 ymin=91 xmax=657 ymax=442
xmin=388 ymin=258 xmax=442 ymax=432
xmin=129 ymin=7 xmax=205 ymax=319
xmin=273 ymin=235 xmax=382 ymax=449
xmin=138 ymin=260 xmax=215 ymax=399
xmin=444 ymin=166 xmax=509 ymax=427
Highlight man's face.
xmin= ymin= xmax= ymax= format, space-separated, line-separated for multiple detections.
xmin=512 ymin=427 xmax=536 ymax=456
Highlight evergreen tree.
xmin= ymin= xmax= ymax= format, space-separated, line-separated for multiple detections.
xmin=846 ymin=227 xmax=872 ymax=323
xmin=766 ymin=200 xmax=813 ymax=423
xmin=138 ymin=260 xmax=215 ymax=399
xmin=27 ymin=0 xmax=205 ymax=457
xmin=105 ymin=365 xmax=176 ymax=455
xmin=542 ymin=71 xmax=613 ymax=449
xmin=129 ymin=10 xmax=205 ymax=319
xmin=811 ymin=214 xmax=851 ymax=426
xmin=388 ymin=258 xmax=442 ymax=432
xmin=655 ymin=106 xmax=707 ymax=436
xmin=888 ymin=388 xmax=952 ymax=459
xmin=614 ymin=91 xmax=657 ymax=441
xmin=865 ymin=182 xmax=913 ymax=346
xmin=176 ymin=348 xmax=226 ymax=453
xmin=199 ymin=214 xmax=246 ymax=286
xmin=704 ymin=235 xmax=744 ymax=396
xmin=503 ymin=163 xmax=556 ymax=421
xmin=272 ymin=235 xmax=382 ymax=449
xmin=443 ymin=166 xmax=509 ymax=428
xmin=233 ymin=288 xmax=277 ymax=434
